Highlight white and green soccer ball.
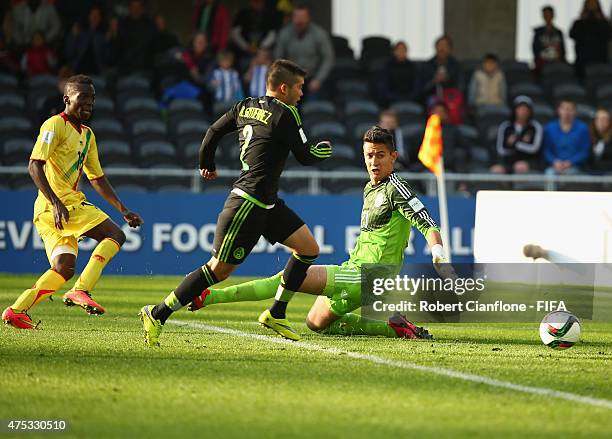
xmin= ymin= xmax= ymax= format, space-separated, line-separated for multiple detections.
xmin=539 ymin=311 xmax=581 ymax=350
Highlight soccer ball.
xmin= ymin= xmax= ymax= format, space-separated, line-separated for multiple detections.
xmin=539 ymin=311 xmax=581 ymax=350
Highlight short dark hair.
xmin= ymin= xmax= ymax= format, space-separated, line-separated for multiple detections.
xmin=482 ymin=53 xmax=499 ymax=63
xmin=64 ymin=74 xmax=93 ymax=94
xmin=558 ymin=98 xmax=576 ymax=108
xmin=363 ymin=126 xmax=395 ymax=151
xmin=266 ymin=59 xmax=307 ymax=89
xmin=435 ymin=34 xmax=453 ymax=48
xmin=293 ymin=2 xmax=311 ymax=13
xmin=542 ymin=5 xmax=554 ymax=14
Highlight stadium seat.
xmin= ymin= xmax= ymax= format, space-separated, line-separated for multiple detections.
xmin=183 ymin=140 xmax=202 ymax=164
xmin=331 ymin=35 xmax=354 ymax=59
xmin=576 ymin=104 xmax=595 ymax=121
xmin=501 ymin=61 xmax=533 ymax=85
xmin=457 ymin=124 xmax=480 ymax=145
xmin=301 ymin=100 xmax=335 ymax=116
xmin=2 ymin=137 xmax=32 ymax=165
xmin=329 ymin=57 xmax=363 ymax=83
xmin=335 ymin=81 xmax=370 ymax=103
xmin=0 ymin=116 xmax=31 ymax=132
xmin=175 ymin=119 xmax=209 ymax=136
xmin=400 ymin=123 xmax=425 ymax=140
xmin=95 ymin=95 xmax=115 ymax=112
xmin=360 ymin=36 xmax=391 ymax=62
xmin=509 ymin=82 xmax=544 ymax=100
xmin=0 ymin=93 xmax=25 ymax=109
xmin=92 ymin=118 xmax=123 ymax=134
xmin=350 ymin=119 xmax=377 ymax=142
xmin=0 ymin=72 xmax=18 ymax=87
xmin=98 ymin=139 xmax=132 ymax=163
xmin=136 ymin=140 xmax=178 ymax=167
xmin=476 ymin=105 xmax=510 ymax=137
xmin=123 ymin=97 xmax=158 ymax=113
xmin=131 ymin=118 xmax=167 ymax=136
xmin=169 ymin=99 xmax=204 ymax=112
xmin=116 ymin=74 xmax=150 ymax=91
xmin=390 ymin=101 xmax=425 ymax=124
xmin=552 ymin=83 xmax=587 ymax=104
xmin=28 ymin=74 xmax=57 ymax=88
xmin=595 ymin=84 xmax=612 ymax=103
xmin=28 ymin=87 xmax=58 ymax=112
xmin=124 ymin=109 xmax=162 ymax=126
xmin=541 ymin=62 xmax=575 ymax=81
xmin=344 ymin=99 xmax=379 ymax=117
xmin=310 ymin=121 xmax=347 ymax=139
xmin=532 ymin=103 xmax=555 ymax=124
xmin=90 ymin=74 xmax=108 ymax=91
xmin=213 ymin=101 xmax=235 ymax=119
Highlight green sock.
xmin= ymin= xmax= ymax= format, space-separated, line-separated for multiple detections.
xmin=321 ymin=313 xmax=397 ymax=337
xmin=204 ymin=273 xmax=282 ymax=306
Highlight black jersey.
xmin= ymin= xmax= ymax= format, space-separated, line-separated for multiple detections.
xmin=199 ymin=96 xmax=332 ymax=206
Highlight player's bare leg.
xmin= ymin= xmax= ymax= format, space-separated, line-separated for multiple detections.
xmin=2 ymin=253 xmax=74 ymax=329
xmin=63 ymin=219 xmax=125 ymax=315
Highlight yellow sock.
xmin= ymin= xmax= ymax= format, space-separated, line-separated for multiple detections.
xmin=12 ymin=269 xmax=66 ymax=312
xmin=72 ymin=238 xmax=121 ymax=292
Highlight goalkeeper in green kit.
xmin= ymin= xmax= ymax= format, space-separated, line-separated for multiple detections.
xmin=189 ymin=126 xmax=448 ymax=340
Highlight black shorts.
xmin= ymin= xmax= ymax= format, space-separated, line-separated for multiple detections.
xmin=212 ymin=193 xmax=304 ymax=264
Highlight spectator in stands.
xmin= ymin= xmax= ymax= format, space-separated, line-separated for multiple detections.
xmin=490 ymin=96 xmax=543 ymax=175
xmin=532 ymin=5 xmax=566 ymax=74
xmin=274 ymin=3 xmax=335 ymax=99
xmin=39 ymin=65 xmax=73 ymax=123
xmin=63 ymin=6 xmax=110 ymax=75
xmin=153 ymin=14 xmax=180 ymax=57
xmin=570 ymin=0 xmax=612 ymax=81
xmin=209 ymin=50 xmax=244 ymax=104
xmin=192 ymin=0 xmax=230 ymax=53
xmin=245 ymin=48 xmax=272 ymax=98
xmin=467 ymin=53 xmax=507 ymax=108
xmin=9 ymin=0 xmax=62 ymax=51
xmin=588 ymin=108 xmax=612 ymax=173
xmin=416 ymin=35 xmax=463 ymax=101
xmin=543 ymin=99 xmax=591 ymax=175
xmin=231 ymin=0 xmax=279 ymax=71
xmin=429 ymin=100 xmax=469 ymax=174
xmin=109 ymin=0 xmax=156 ymax=74
xmin=180 ymin=32 xmax=215 ymax=86
xmin=21 ymin=31 xmax=56 ymax=77
xmin=380 ymin=41 xmax=417 ymax=107
xmin=378 ymin=110 xmax=409 ymax=167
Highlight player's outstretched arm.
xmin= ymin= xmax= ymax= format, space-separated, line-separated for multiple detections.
xmin=28 ymin=159 xmax=69 ymax=230
xmin=199 ymin=109 xmax=238 ymax=173
xmin=90 ymin=176 xmax=143 ymax=228
xmin=280 ymin=111 xmax=332 ymax=165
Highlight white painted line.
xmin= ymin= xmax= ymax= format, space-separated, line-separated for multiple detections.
xmin=169 ymin=319 xmax=612 ymax=410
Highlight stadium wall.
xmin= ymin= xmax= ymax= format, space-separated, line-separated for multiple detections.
xmin=0 ymin=190 xmax=475 ymax=276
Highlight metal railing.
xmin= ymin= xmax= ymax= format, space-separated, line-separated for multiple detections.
xmin=1 ymin=166 xmax=611 ymax=196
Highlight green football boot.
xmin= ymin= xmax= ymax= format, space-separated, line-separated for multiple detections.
xmin=139 ymin=305 xmax=163 ymax=347
xmin=258 ymin=309 xmax=301 ymax=341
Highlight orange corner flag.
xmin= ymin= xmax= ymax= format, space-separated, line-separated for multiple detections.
xmin=418 ymin=114 xmax=443 ymax=175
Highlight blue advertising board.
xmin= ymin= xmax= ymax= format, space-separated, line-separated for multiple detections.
xmin=0 ymin=190 xmax=475 ymax=276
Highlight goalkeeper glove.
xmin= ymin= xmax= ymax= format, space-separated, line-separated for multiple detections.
xmin=431 ymin=244 xmax=458 ymax=280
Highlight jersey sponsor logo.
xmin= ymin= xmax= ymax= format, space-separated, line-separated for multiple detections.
xmin=374 ymin=192 xmax=384 ymax=208
xmin=408 ymin=197 xmax=424 ymax=212
xmin=299 ymin=128 xmax=307 ymax=144
xmin=239 ymin=106 xmax=273 ymax=124
xmin=42 ymin=130 xmax=54 ymax=144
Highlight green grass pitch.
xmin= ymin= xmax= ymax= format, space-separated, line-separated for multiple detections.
xmin=1 ymin=273 xmax=611 ymax=438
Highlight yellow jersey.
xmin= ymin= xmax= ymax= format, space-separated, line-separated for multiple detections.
xmin=30 ymin=112 xmax=104 ymax=217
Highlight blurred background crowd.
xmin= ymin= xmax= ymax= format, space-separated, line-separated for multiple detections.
xmin=1 ymin=0 xmax=612 ymax=194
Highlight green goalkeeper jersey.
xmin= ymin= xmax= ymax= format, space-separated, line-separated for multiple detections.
xmin=348 ymin=172 xmax=440 ymax=266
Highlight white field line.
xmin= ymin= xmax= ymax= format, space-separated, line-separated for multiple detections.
xmin=168 ymin=320 xmax=612 ymax=410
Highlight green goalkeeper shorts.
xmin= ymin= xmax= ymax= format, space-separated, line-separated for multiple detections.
xmin=323 ymin=262 xmax=362 ymax=316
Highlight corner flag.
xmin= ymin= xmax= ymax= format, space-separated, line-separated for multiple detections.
xmin=418 ymin=114 xmax=443 ymax=175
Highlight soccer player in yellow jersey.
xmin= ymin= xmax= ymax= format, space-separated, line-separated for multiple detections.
xmin=2 ymin=74 xmax=143 ymax=329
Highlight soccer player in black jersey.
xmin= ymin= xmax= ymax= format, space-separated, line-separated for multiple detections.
xmin=140 ymin=59 xmax=333 ymax=345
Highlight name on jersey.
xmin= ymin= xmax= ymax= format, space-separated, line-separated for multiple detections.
xmin=239 ymin=106 xmax=273 ymax=124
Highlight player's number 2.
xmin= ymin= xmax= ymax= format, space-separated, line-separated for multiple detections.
xmin=240 ymin=125 xmax=253 ymax=171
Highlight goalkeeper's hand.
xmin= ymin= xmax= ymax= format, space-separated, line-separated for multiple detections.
xmin=431 ymin=244 xmax=458 ymax=280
